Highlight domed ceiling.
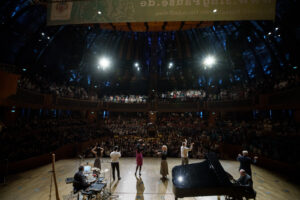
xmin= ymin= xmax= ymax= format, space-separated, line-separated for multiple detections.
xmin=0 ymin=0 xmax=299 ymax=94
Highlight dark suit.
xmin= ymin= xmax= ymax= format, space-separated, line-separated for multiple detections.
xmin=237 ymin=174 xmax=253 ymax=187
xmin=73 ymin=171 xmax=89 ymax=192
xmin=237 ymin=155 xmax=256 ymax=176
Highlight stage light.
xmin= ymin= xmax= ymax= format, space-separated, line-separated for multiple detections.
xmin=169 ymin=62 xmax=173 ymax=69
xmin=275 ymin=27 xmax=279 ymax=31
xmin=134 ymin=62 xmax=139 ymax=67
xmin=41 ymin=32 xmax=45 ymax=36
xmin=22 ymin=68 xmax=27 ymax=72
xmin=98 ymin=11 xmax=102 ymax=15
xmin=47 ymin=36 xmax=50 ymax=40
xmin=178 ymin=176 xmax=183 ymax=183
xmin=203 ymin=55 xmax=216 ymax=68
xmin=98 ymin=57 xmax=111 ymax=70
xmin=268 ymin=32 xmax=272 ymax=35
xmin=137 ymin=67 xmax=140 ymax=71
xmin=213 ymin=9 xmax=217 ymax=13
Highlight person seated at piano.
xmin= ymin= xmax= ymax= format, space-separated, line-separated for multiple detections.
xmin=237 ymin=150 xmax=258 ymax=176
xmin=181 ymin=139 xmax=194 ymax=165
xmin=237 ymin=169 xmax=253 ymax=188
xmin=73 ymin=166 xmax=91 ymax=192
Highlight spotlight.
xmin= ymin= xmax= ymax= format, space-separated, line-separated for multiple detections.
xmin=134 ymin=62 xmax=139 ymax=67
xmin=169 ymin=62 xmax=173 ymax=69
xmin=275 ymin=27 xmax=279 ymax=31
xmin=41 ymin=32 xmax=45 ymax=36
xmin=203 ymin=55 xmax=216 ymax=68
xmin=47 ymin=36 xmax=50 ymax=40
xmin=137 ymin=67 xmax=140 ymax=71
xmin=98 ymin=11 xmax=102 ymax=15
xmin=22 ymin=68 xmax=27 ymax=72
xmin=268 ymin=32 xmax=272 ymax=35
xmin=213 ymin=9 xmax=217 ymax=13
xmin=178 ymin=176 xmax=183 ymax=183
xmin=98 ymin=57 xmax=111 ymax=70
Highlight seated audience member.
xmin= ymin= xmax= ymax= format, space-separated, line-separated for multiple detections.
xmin=73 ymin=166 xmax=90 ymax=192
xmin=237 ymin=169 xmax=253 ymax=187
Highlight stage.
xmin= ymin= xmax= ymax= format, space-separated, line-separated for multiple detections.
xmin=0 ymin=158 xmax=299 ymax=200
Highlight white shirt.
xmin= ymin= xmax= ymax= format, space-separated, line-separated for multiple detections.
xmin=181 ymin=146 xmax=191 ymax=158
xmin=110 ymin=151 xmax=121 ymax=163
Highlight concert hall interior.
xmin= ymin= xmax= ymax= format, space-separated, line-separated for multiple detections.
xmin=0 ymin=0 xmax=299 ymax=200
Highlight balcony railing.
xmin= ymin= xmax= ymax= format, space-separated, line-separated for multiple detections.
xmin=1 ymin=88 xmax=299 ymax=111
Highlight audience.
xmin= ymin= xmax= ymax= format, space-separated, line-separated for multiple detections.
xmin=103 ymin=95 xmax=147 ymax=104
xmin=18 ymin=75 xmax=92 ymax=100
xmin=0 ymin=116 xmax=107 ymax=161
xmin=17 ymin=69 xmax=299 ymax=104
xmin=1 ymin=112 xmax=299 ymax=165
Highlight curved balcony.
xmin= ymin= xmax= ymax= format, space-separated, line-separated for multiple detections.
xmin=1 ymin=87 xmax=300 ymax=112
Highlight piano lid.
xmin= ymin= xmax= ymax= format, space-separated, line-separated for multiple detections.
xmin=172 ymin=153 xmax=232 ymax=189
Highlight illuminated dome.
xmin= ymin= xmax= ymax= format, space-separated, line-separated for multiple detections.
xmin=0 ymin=0 xmax=298 ymax=94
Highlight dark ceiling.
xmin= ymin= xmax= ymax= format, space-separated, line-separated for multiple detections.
xmin=0 ymin=0 xmax=299 ymax=94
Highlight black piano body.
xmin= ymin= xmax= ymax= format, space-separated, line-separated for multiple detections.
xmin=172 ymin=153 xmax=256 ymax=200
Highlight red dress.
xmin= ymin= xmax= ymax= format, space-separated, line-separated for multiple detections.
xmin=136 ymin=151 xmax=143 ymax=166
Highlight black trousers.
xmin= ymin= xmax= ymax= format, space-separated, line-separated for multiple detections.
xmin=111 ymin=162 xmax=120 ymax=179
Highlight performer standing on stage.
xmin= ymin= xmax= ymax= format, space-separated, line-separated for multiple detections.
xmin=237 ymin=150 xmax=258 ymax=176
xmin=181 ymin=139 xmax=194 ymax=165
xmin=110 ymin=146 xmax=121 ymax=181
xmin=135 ymin=139 xmax=144 ymax=176
xmin=91 ymin=143 xmax=104 ymax=170
xmin=157 ymin=145 xmax=168 ymax=180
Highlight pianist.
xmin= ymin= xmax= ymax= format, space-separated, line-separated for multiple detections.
xmin=73 ymin=166 xmax=91 ymax=192
xmin=237 ymin=169 xmax=253 ymax=187
xmin=237 ymin=150 xmax=258 ymax=176
xmin=181 ymin=139 xmax=194 ymax=165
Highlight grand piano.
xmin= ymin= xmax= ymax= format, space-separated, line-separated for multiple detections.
xmin=172 ymin=153 xmax=256 ymax=200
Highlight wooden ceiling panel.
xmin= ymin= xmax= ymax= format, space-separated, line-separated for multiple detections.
xmin=97 ymin=21 xmax=217 ymax=32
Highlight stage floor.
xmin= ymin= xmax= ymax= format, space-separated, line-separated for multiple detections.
xmin=0 ymin=158 xmax=299 ymax=200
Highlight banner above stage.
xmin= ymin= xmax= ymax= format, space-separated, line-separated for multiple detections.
xmin=47 ymin=0 xmax=276 ymax=26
